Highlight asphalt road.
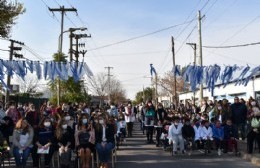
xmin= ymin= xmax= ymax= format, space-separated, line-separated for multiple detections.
xmin=116 ymin=122 xmax=258 ymax=168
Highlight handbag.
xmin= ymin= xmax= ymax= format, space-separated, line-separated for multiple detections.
xmin=251 ymin=117 xmax=260 ymax=128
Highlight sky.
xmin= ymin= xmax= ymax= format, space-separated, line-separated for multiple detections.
xmin=1 ymin=0 xmax=260 ymax=99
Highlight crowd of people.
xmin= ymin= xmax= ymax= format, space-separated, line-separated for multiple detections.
xmin=0 ymin=96 xmax=259 ymax=167
xmin=138 ymin=97 xmax=260 ymax=156
xmin=0 ymin=100 xmax=135 ymax=168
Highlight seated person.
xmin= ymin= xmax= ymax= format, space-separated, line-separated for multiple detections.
xmin=161 ymin=119 xmax=171 ymax=150
xmin=168 ymin=117 xmax=184 ymax=154
xmin=182 ymin=118 xmax=195 ymax=149
xmin=223 ymin=119 xmax=238 ymax=154
xmin=200 ymin=120 xmax=213 ymax=153
xmin=193 ymin=119 xmax=203 ymax=149
xmin=95 ymin=116 xmax=115 ymax=168
xmin=212 ymin=120 xmax=224 ymax=156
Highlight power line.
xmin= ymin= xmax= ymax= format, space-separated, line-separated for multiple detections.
xmin=203 ymin=41 xmax=260 ymax=49
xmin=0 ymin=48 xmax=9 ymax=52
xmin=219 ymin=14 xmax=260 ymax=46
xmin=39 ymin=0 xmax=60 ymax=22
xmin=88 ymin=19 xmax=197 ymax=51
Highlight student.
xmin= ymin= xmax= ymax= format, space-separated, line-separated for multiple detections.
xmin=12 ymin=119 xmax=34 ymax=168
xmin=32 ymin=117 xmax=56 ymax=168
xmin=212 ymin=120 xmax=224 ymax=156
xmin=168 ymin=117 xmax=184 ymax=154
xmin=223 ymin=119 xmax=238 ymax=154
xmin=247 ymin=107 xmax=260 ymax=154
xmin=75 ymin=116 xmax=95 ymax=168
xmin=56 ymin=119 xmax=75 ymax=168
xmin=182 ymin=118 xmax=195 ymax=150
xmin=95 ymin=116 xmax=115 ymax=168
xmin=200 ymin=120 xmax=213 ymax=154
xmin=193 ymin=119 xmax=203 ymax=149
xmin=124 ymin=101 xmax=135 ymax=137
xmin=144 ymin=101 xmax=156 ymax=144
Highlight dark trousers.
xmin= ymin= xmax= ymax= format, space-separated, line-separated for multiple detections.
xmin=146 ymin=126 xmax=154 ymax=142
xmin=223 ymin=138 xmax=237 ymax=152
xmin=155 ymin=127 xmax=162 ymax=146
xmin=126 ymin=122 xmax=133 ymax=137
xmin=32 ymin=145 xmax=56 ymax=167
xmin=247 ymin=129 xmax=260 ymax=154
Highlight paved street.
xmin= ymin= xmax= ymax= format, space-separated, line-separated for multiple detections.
xmin=116 ymin=122 xmax=258 ymax=168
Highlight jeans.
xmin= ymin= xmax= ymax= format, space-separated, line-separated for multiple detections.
xmin=234 ymin=123 xmax=246 ymax=140
xmin=13 ymin=147 xmax=31 ymax=167
xmin=214 ymin=138 xmax=223 ymax=149
xmin=96 ymin=142 xmax=115 ymax=163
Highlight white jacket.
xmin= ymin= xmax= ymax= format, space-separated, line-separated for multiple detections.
xmin=193 ymin=125 xmax=203 ymax=141
xmin=124 ymin=107 xmax=135 ymax=123
xmin=200 ymin=126 xmax=213 ymax=140
xmin=168 ymin=123 xmax=183 ymax=139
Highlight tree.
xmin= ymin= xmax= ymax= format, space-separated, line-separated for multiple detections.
xmin=0 ymin=0 xmax=25 ymax=38
xmin=20 ymin=75 xmax=40 ymax=93
xmin=157 ymin=71 xmax=188 ymax=103
xmin=134 ymin=87 xmax=154 ymax=104
xmin=87 ymin=72 xmax=127 ymax=106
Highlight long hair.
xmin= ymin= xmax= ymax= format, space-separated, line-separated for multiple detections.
xmin=55 ymin=119 xmax=67 ymax=140
xmin=15 ymin=118 xmax=30 ymax=133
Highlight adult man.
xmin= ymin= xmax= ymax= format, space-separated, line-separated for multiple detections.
xmin=230 ymin=97 xmax=247 ymax=140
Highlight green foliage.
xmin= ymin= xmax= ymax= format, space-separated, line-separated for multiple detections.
xmin=0 ymin=0 xmax=25 ymax=38
xmin=134 ymin=87 xmax=154 ymax=104
xmin=49 ymin=52 xmax=91 ymax=105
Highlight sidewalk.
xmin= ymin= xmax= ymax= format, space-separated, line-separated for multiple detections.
xmin=238 ymin=140 xmax=260 ymax=166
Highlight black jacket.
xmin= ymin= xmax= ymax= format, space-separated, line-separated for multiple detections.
xmin=182 ymin=124 xmax=195 ymax=139
xmin=95 ymin=124 xmax=115 ymax=144
xmin=230 ymin=103 xmax=247 ymax=124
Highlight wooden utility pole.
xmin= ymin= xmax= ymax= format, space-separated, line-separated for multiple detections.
xmin=105 ymin=66 xmax=113 ymax=104
xmin=198 ymin=10 xmax=204 ymax=103
xmin=49 ymin=6 xmax=77 ymax=106
xmin=171 ymin=36 xmax=178 ymax=109
xmin=5 ymin=40 xmax=24 ymax=105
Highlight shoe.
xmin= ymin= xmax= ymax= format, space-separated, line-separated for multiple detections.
xmin=174 ymin=151 xmax=177 ymax=155
xmin=182 ymin=150 xmax=185 ymax=154
xmin=218 ymin=149 xmax=221 ymax=156
xmin=208 ymin=150 xmax=211 ymax=154
xmin=156 ymin=144 xmax=159 ymax=147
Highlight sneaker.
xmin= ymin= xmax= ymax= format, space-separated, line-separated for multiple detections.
xmin=218 ymin=149 xmax=221 ymax=156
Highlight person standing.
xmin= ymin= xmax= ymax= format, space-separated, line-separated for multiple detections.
xmin=231 ymin=97 xmax=247 ymax=140
xmin=6 ymin=101 xmax=21 ymax=125
xmin=124 ymin=101 xmax=135 ymax=137
xmin=144 ymin=101 xmax=156 ymax=144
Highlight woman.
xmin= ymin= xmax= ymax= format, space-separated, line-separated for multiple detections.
xmin=95 ymin=116 xmax=115 ymax=168
xmin=124 ymin=101 xmax=135 ymax=137
xmin=247 ymin=100 xmax=260 ymax=154
xmin=144 ymin=101 xmax=156 ymax=144
xmin=75 ymin=116 xmax=95 ymax=168
xmin=12 ymin=119 xmax=34 ymax=168
xmin=56 ymin=119 xmax=75 ymax=168
xmin=32 ymin=117 xmax=57 ymax=168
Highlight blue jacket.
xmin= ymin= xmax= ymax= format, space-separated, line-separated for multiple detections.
xmin=212 ymin=126 xmax=224 ymax=140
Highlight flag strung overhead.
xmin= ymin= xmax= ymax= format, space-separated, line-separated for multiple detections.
xmin=150 ymin=63 xmax=157 ymax=77
xmin=172 ymin=64 xmax=260 ymax=94
xmin=0 ymin=59 xmax=93 ymax=90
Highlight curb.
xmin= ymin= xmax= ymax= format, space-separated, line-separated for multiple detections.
xmin=241 ymin=152 xmax=260 ymax=166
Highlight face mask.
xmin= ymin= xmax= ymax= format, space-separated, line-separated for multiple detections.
xmin=82 ymin=119 xmax=88 ymax=124
xmin=217 ymin=106 xmax=222 ymax=110
xmin=185 ymin=122 xmax=190 ymax=125
xmin=65 ymin=116 xmax=70 ymax=121
xmin=148 ymin=103 xmax=152 ymax=106
xmin=44 ymin=122 xmax=51 ymax=127
xmin=10 ymin=106 xmax=15 ymax=109
xmin=94 ymin=120 xmax=98 ymax=123
xmin=50 ymin=118 xmax=54 ymax=122
xmin=251 ymin=102 xmax=256 ymax=106
xmin=128 ymin=104 xmax=131 ymax=107
xmin=99 ymin=120 xmax=104 ymax=125
xmin=158 ymin=106 xmax=162 ymax=109
xmin=174 ymin=122 xmax=178 ymax=125
xmin=62 ymin=124 xmax=68 ymax=129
